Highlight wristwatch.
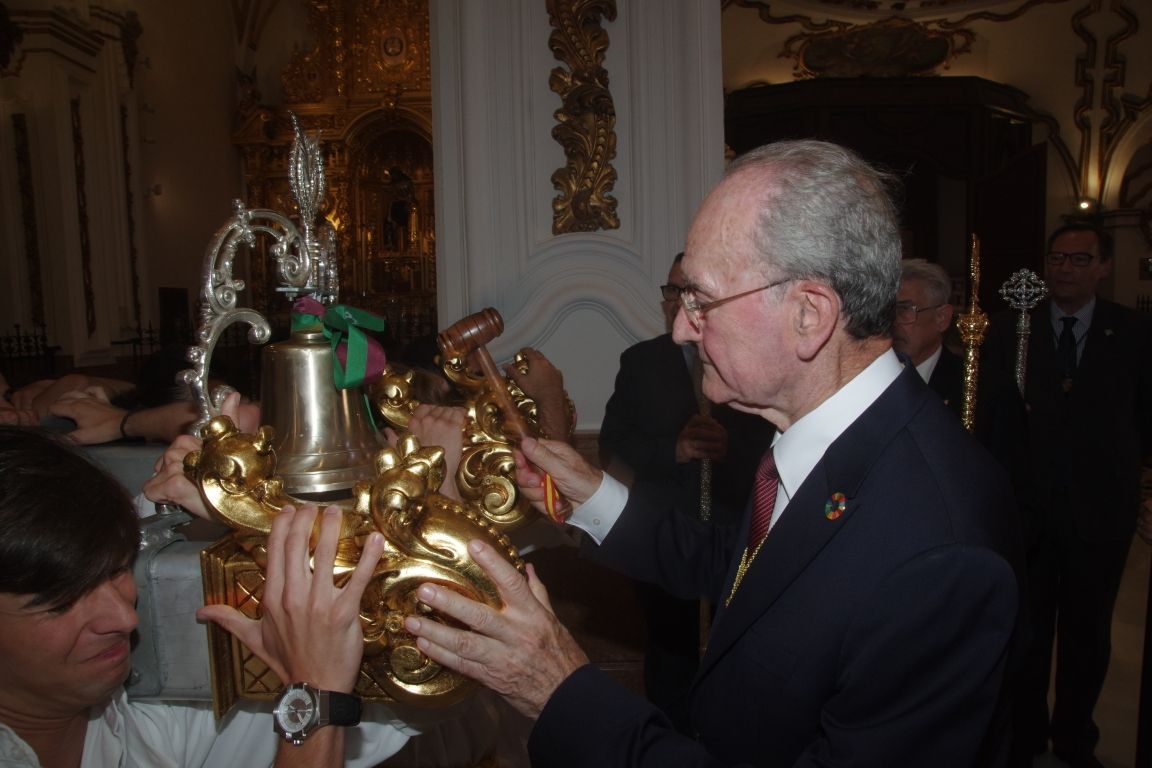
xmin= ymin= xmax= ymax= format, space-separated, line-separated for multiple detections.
xmin=273 ymin=682 xmax=363 ymax=745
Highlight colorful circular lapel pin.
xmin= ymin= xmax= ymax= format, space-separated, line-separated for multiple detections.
xmin=825 ymin=492 xmax=847 ymax=520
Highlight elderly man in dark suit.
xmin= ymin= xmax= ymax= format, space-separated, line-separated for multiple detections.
xmin=983 ymin=222 xmax=1152 ymax=768
xmin=892 ymin=258 xmax=963 ymax=414
xmin=404 ymin=140 xmax=1021 ymax=767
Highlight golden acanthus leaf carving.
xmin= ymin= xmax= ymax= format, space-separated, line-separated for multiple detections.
xmin=546 ymin=0 xmax=620 ymax=234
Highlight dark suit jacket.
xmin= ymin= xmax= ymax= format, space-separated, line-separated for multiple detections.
xmin=599 ymin=333 xmax=775 ymax=524
xmin=981 ymin=298 xmax=1152 ymax=542
xmin=531 ymin=366 xmax=1021 ymax=767
xmin=929 ymin=344 xmax=964 ymax=417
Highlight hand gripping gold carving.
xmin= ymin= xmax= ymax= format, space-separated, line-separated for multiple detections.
xmin=192 ymin=416 xmax=523 ymax=712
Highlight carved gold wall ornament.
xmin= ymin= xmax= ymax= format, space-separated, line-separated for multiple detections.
xmin=546 ymin=0 xmax=620 ymax=234
xmin=280 ymin=0 xmax=432 ymax=105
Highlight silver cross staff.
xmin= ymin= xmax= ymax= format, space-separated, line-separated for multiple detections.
xmin=998 ymin=269 xmax=1048 ymax=396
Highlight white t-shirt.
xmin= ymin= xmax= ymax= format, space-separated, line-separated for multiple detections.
xmin=0 ymin=688 xmax=413 ymax=768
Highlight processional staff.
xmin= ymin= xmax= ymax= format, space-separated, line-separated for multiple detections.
xmin=956 ymin=234 xmax=990 ymax=433
xmin=998 ymin=268 xmax=1047 ymax=396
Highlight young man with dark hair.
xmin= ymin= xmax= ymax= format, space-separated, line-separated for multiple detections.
xmin=0 ymin=426 xmax=409 ymax=767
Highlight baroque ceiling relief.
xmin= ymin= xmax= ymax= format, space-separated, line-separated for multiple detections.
xmin=546 ymin=0 xmax=620 ymax=234
xmin=728 ymin=0 xmax=1068 ymax=78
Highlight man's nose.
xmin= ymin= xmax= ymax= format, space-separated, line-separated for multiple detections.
xmin=91 ymin=574 xmax=139 ymax=634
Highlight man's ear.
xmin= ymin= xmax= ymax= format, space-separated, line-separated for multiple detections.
xmin=793 ymin=281 xmax=840 ymax=361
xmin=935 ymin=303 xmax=954 ymax=335
xmin=1100 ymin=258 xmax=1114 ymax=280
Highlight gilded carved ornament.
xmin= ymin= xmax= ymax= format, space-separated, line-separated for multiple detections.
xmin=547 ymin=0 xmax=620 ymax=234
xmin=186 ymin=116 xmax=555 ymax=715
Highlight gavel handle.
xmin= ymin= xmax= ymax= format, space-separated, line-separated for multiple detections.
xmin=470 ymin=348 xmax=530 ymax=440
xmin=470 ymin=349 xmax=567 ymax=521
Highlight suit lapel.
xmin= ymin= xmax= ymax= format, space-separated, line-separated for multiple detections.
xmin=697 ymin=367 xmax=929 ymax=680
xmin=1077 ymin=298 xmax=1119 ymax=378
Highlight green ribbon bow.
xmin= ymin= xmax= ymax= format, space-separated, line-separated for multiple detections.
xmin=292 ymin=297 xmax=388 ymax=389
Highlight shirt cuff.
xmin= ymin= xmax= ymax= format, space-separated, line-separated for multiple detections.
xmin=567 ymin=473 xmax=628 ymax=544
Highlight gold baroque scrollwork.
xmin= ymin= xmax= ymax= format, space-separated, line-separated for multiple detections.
xmin=546 ymin=0 xmax=620 ymax=234
xmin=367 ymin=350 xmax=548 ymax=533
xmin=196 ymin=308 xmax=560 ymax=714
xmin=280 ymin=0 xmax=431 ymax=105
xmin=193 ymin=414 xmax=525 ymax=714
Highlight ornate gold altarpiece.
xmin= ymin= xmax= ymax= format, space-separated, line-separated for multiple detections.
xmin=233 ymin=0 xmax=436 ymax=350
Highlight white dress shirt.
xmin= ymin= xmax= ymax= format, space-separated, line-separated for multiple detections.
xmin=572 ymin=349 xmax=904 ymax=540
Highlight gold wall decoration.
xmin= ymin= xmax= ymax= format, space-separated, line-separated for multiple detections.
xmin=280 ymin=0 xmax=432 ymax=105
xmin=546 ymin=0 xmax=620 ymax=234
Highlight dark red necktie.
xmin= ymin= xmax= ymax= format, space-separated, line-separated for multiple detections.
xmin=748 ymin=450 xmax=779 ymax=547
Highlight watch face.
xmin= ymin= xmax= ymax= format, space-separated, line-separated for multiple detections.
xmin=275 ymin=688 xmax=317 ymax=734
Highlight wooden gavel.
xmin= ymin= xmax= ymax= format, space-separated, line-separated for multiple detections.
xmin=437 ymin=307 xmax=531 ymax=440
xmin=437 ymin=307 xmax=567 ymax=521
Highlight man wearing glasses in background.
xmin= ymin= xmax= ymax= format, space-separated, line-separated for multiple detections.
xmin=982 ymin=222 xmax=1152 ymax=768
xmin=891 ymin=258 xmax=963 ymax=416
xmin=403 ymin=140 xmax=1021 ymax=767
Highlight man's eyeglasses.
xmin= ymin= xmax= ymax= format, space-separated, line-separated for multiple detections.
xmin=893 ymin=301 xmax=945 ymax=325
xmin=1046 ymin=251 xmax=1097 ymax=267
xmin=679 ymin=278 xmax=794 ymax=330
xmin=660 ymin=284 xmax=684 ymax=302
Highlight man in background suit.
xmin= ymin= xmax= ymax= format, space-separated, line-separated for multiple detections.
xmin=599 ymin=253 xmax=773 ymax=731
xmin=892 ymin=258 xmax=963 ymax=415
xmin=403 ymin=140 xmax=1020 ymax=767
xmin=983 ymin=222 xmax=1152 ymax=768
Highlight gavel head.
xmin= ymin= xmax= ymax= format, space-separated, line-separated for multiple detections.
xmin=437 ymin=308 xmax=504 ymax=359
